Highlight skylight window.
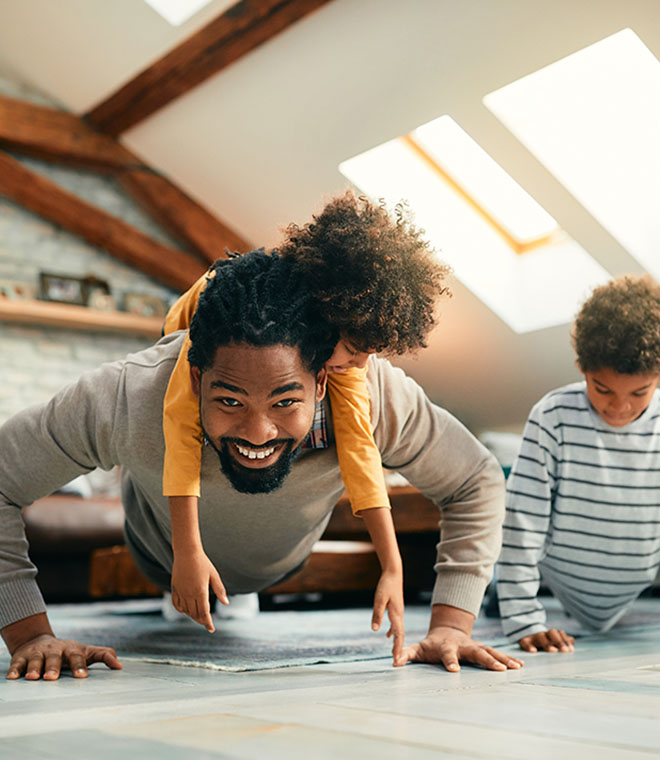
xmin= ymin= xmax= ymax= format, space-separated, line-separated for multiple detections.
xmin=143 ymin=0 xmax=218 ymax=26
xmin=484 ymin=28 xmax=660 ymax=281
xmin=339 ymin=116 xmax=608 ymax=333
xmin=411 ymin=117 xmax=558 ymax=249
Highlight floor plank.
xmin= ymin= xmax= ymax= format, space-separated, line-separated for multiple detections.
xmin=2 ymin=601 xmax=660 ymax=758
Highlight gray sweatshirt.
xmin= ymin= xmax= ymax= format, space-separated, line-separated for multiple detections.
xmin=0 ymin=333 xmax=504 ymax=629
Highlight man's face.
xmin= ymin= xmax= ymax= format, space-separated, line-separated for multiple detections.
xmin=584 ymin=367 xmax=660 ymax=427
xmin=190 ymin=343 xmax=327 ymax=493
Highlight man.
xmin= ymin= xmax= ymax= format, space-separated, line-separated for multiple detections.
xmin=0 ymin=252 xmax=522 ymax=680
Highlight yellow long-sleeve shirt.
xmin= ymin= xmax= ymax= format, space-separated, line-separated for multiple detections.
xmin=162 ymin=270 xmax=391 ymax=514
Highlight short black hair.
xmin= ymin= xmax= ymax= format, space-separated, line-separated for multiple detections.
xmin=277 ymin=192 xmax=451 ymax=354
xmin=187 ymin=250 xmax=336 ymax=375
xmin=572 ymin=274 xmax=660 ymax=374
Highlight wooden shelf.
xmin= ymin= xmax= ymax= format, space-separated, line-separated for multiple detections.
xmin=0 ymin=298 xmax=163 ymax=338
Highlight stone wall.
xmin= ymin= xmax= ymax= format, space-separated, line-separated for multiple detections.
xmin=0 ymin=74 xmax=181 ymax=425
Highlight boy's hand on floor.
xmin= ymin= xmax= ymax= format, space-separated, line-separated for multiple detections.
xmin=171 ymin=552 xmax=228 ymax=633
xmin=518 ymin=629 xmax=575 ymax=653
xmin=371 ymin=569 xmax=405 ymax=666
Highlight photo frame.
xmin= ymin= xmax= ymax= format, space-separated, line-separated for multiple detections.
xmin=38 ymin=272 xmax=114 ymax=309
xmin=39 ymin=272 xmax=88 ymax=306
xmin=83 ymin=276 xmax=114 ymax=311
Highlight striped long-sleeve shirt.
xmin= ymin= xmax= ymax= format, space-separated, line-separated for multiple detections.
xmin=497 ymin=382 xmax=660 ymax=642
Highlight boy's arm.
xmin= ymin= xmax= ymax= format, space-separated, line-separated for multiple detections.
xmin=360 ymin=507 xmax=402 ymax=573
xmin=360 ymin=507 xmax=404 ymax=662
xmin=326 ymin=367 xmax=390 ymax=513
xmin=497 ymin=403 xmax=556 ymax=643
xmin=162 ymin=332 xmax=203 ymax=497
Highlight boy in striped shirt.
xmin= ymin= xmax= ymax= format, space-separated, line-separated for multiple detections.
xmin=498 ymin=275 xmax=660 ymax=653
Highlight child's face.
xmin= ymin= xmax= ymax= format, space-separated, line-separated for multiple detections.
xmin=325 ymin=339 xmax=373 ymax=374
xmin=583 ymin=368 xmax=660 ymax=427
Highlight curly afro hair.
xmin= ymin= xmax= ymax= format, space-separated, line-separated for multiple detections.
xmin=277 ymin=191 xmax=451 ymax=354
xmin=572 ymin=274 xmax=660 ymax=375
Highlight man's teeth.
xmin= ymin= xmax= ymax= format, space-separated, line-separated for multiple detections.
xmin=235 ymin=444 xmax=276 ymax=460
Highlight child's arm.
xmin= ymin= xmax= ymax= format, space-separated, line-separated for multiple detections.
xmin=326 ymin=367 xmax=391 ymax=513
xmin=497 ymin=402 xmax=573 ymax=653
xmin=327 ymin=367 xmax=404 ymax=664
xmin=170 ymin=495 xmax=228 ymax=633
xmin=163 ymin=269 xmax=228 ymax=630
xmin=360 ymin=507 xmax=405 ymax=666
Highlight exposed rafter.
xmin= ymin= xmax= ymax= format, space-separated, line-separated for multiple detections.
xmin=118 ymin=169 xmax=248 ymax=263
xmin=0 ymin=94 xmax=250 ymax=263
xmin=0 ymin=151 xmax=207 ymax=291
xmin=0 ymin=94 xmax=134 ymax=172
xmin=85 ymin=0 xmax=333 ymax=136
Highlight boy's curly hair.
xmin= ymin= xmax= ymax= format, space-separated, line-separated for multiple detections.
xmin=277 ymin=191 xmax=451 ymax=354
xmin=572 ymin=274 xmax=660 ymax=374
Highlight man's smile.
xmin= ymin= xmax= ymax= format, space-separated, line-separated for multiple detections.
xmin=231 ymin=441 xmax=284 ymax=468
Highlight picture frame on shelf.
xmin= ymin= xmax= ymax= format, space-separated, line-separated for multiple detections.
xmin=84 ymin=276 xmax=115 ymax=312
xmin=39 ymin=272 xmax=88 ymax=306
xmin=38 ymin=272 xmax=114 ymax=309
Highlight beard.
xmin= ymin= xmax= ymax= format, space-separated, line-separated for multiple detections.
xmin=205 ymin=435 xmax=305 ymax=494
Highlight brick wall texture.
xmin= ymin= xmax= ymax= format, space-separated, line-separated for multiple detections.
xmin=0 ymin=75 xmax=181 ymax=424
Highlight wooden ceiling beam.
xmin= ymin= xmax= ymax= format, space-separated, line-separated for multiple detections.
xmin=85 ymin=0 xmax=333 ymax=136
xmin=0 ymin=94 xmax=135 ymax=172
xmin=0 ymin=94 xmax=250 ymax=262
xmin=0 ymin=151 xmax=207 ymax=292
xmin=118 ymin=169 xmax=249 ymax=263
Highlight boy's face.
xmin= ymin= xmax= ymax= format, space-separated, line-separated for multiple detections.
xmin=325 ymin=339 xmax=373 ymax=374
xmin=583 ymin=368 xmax=660 ymax=427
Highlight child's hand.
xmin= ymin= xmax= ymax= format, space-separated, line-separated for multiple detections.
xmin=171 ymin=551 xmax=229 ymax=633
xmin=371 ymin=569 xmax=405 ymax=666
xmin=518 ymin=629 xmax=575 ymax=653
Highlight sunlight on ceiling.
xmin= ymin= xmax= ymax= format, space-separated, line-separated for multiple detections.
xmin=143 ymin=0 xmax=219 ymax=26
xmin=484 ymin=28 xmax=660 ymax=282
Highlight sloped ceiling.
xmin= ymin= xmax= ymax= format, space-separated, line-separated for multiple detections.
xmin=1 ymin=0 xmax=657 ymax=433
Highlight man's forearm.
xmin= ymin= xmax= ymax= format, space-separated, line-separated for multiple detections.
xmin=2 ymin=612 xmax=54 ymax=655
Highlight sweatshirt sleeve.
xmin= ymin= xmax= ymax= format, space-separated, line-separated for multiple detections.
xmin=326 ymin=367 xmax=390 ymax=514
xmin=0 ymin=361 xmax=123 ymax=629
xmin=368 ymin=358 xmax=505 ymax=617
xmin=497 ymin=399 xmax=557 ymax=642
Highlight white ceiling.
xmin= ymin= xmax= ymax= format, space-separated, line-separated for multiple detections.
xmin=1 ymin=0 xmax=658 ymax=433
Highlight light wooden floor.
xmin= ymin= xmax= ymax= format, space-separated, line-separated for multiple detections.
xmin=2 ymin=607 xmax=660 ymax=759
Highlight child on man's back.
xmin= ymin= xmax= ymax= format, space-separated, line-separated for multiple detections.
xmin=497 ymin=274 xmax=660 ymax=653
xmin=162 ymin=193 xmax=450 ymax=664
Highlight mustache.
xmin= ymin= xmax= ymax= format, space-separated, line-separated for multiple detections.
xmin=221 ymin=436 xmax=293 ymax=450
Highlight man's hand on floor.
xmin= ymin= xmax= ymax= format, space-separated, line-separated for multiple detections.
xmin=6 ymin=634 xmax=122 ymax=680
xmin=3 ymin=611 xmax=122 ymax=680
xmin=397 ymin=603 xmax=524 ymax=672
